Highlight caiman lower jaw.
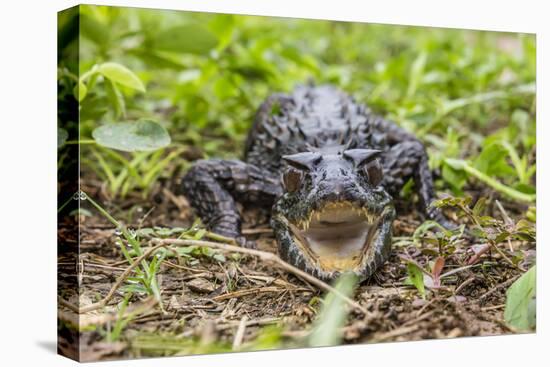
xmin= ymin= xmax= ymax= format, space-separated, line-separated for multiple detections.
xmin=287 ymin=201 xmax=381 ymax=272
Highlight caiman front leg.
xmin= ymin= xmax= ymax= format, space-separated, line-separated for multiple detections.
xmin=381 ymin=140 xmax=455 ymax=229
xmin=181 ymin=159 xmax=282 ymax=247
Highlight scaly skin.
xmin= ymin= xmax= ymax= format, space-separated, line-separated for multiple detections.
xmin=182 ymin=85 xmax=452 ymax=280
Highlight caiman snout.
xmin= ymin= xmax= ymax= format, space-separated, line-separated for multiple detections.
xmin=315 ymin=179 xmax=359 ymax=204
xmin=324 ymin=184 xmax=344 ymax=202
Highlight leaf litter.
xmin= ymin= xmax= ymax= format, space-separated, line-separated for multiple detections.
xmin=57 ymin=179 xmax=535 ymax=360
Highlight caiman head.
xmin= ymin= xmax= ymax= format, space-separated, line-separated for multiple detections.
xmin=271 ymin=148 xmax=395 ymax=281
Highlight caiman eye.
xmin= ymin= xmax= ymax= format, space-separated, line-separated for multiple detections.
xmin=343 ymin=148 xmax=383 ymax=186
xmin=282 ymin=168 xmax=303 ymax=192
xmin=363 ymin=160 xmax=383 ymax=187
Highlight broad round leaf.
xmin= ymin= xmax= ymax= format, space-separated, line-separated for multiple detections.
xmin=153 ymin=24 xmax=218 ymax=54
xmin=58 ymin=128 xmax=69 ymax=149
xmin=92 ymin=120 xmax=171 ymax=152
xmin=98 ymin=62 xmax=146 ymax=92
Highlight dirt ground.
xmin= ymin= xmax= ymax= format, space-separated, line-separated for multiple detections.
xmin=57 ymin=177 xmax=534 ymax=362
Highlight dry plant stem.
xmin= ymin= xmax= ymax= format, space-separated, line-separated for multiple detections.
xmin=232 ymin=316 xmax=248 ymax=350
xmin=468 ymin=240 xmax=518 ymax=270
xmin=212 ymin=286 xmax=308 ymax=302
xmin=217 ymin=317 xmax=280 ymax=331
xmin=60 ymin=297 xmax=158 ymax=328
xmin=478 ymin=274 xmax=521 ymax=303
xmin=415 ymin=298 xmax=438 ymax=318
xmin=58 ymin=295 xmax=79 ymax=313
xmin=203 ymin=232 xmax=237 ymax=244
xmin=495 ymin=199 xmax=513 ymax=225
xmin=370 ymin=324 xmax=420 ymax=342
xmin=163 ymin=259 xmax=205 ymax=273
xmin=242 ymin=228 xmax=273 ymax=235
xmin=495 ymin=205 xmax=519 ymax=255
xmin=454 ymin=276 xmax=476 ymax=295
xmin=467 ymin=244 xmax=491 ymax=265
xmin=403 ymin=310 xmax=436 ymax=327
xmin=481 ymin=304 xmax=505 ymax=311
xmin=153 ymin=238 xmax=369 ymax=315
xmin=490 ymin=242 xmax=518 ymax=269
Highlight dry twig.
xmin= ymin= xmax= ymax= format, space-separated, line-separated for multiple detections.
xmin=59 ymin=237 xmax=368 ymax=315
xmin=478 ymin=274 xmax=521 ymax=303
xmin=232 ymin=316 xmax=248 ymax=350
xmin=153 ymin=238 xmax=369 ymax=315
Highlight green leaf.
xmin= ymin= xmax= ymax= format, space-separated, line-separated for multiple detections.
xmin=473 ymin=142 xmax=515 ymax=178
xmin=208 ymin=14 xmax=236 ymax=51
xmin=308 ymin=272 xmax=358 ymax=347
xmin=104 ymin=79 xmax=126 ymax=119
xmin=92 ymin=120 xmax=171 ymax=152
xmin=441 ymin=163 xmax=467 ymax=193
xmin=79 ymin=94 xmax=109 ymax=122
xmin=213 ymin=76 xmax=238 ymax=100
xmin=413 ymin=220 xmax=448 ymax=242
xmin=57 ymin=128 xmax=69 ymax=149
xmin=526 ymin=206 xmax=536 ymax=222
xmin=406 ymin=51 xmax=427 ymax=98
xmin=98 ymin=62 xmax=146 ymax=92
xmin=504 ymin=265 xmax=536 ymax=331
xmin=444 ymin=158 xmax=467 ymax=170
xmin=472 ymin=197 xmax=487 ymax=216
xmin=80 ymin=14 xmax=109 ymax=45
xmin=153 ymin=24 xmax=218 ymax=55
xmin=127 ymin=48 xmax=186 ymax=69
xmin=73 ymin=80 xmax=87 ymax=102
xmin=407 ymin=263 xmax=426 ymax=299
xmin=444 ymin=158 xmax=536 ymax=203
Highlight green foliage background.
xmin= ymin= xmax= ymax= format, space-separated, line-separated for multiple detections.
xmin=58 ymin=4 xmax=535 ymax=201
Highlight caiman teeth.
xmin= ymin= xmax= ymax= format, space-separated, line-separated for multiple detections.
xmin=296 ymin=201 xmax=378 ymax=228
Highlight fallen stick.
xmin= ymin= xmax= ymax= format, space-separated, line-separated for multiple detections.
xmin=217 ymin=317 xmax=281 ymax=331
xmin=58 ymin=238 xmax=368 ymax=316
xmin=153 ymin=238 xmax=369 ymax=315
xmin=213 ymin=286 xmax=282 ymax=302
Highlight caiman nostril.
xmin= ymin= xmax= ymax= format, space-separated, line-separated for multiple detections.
xmin=324 ymin=184 xmax=344 ymax=201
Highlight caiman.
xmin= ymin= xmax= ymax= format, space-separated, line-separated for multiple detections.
xmin=181 ymin=85 xmax=453 ymax=281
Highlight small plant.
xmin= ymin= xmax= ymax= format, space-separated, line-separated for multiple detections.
xmin=403 ymin=196 xmax=535 ymax=300
xmin=82 ymin=145 xmax=183 ymax=198
xmin=82 ymin=192 xmax=164 ymax=307
xmin=99 ymin=295 xmax=135 ymax=342
xmin=432 ymin=196 xmax=535 ymax=253
xmin=406 ymin=262 xmax=427 ymax=299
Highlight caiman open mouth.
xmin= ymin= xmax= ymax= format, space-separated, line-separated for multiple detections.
xmin=287 ymin=201 xmax=381 ymax=272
